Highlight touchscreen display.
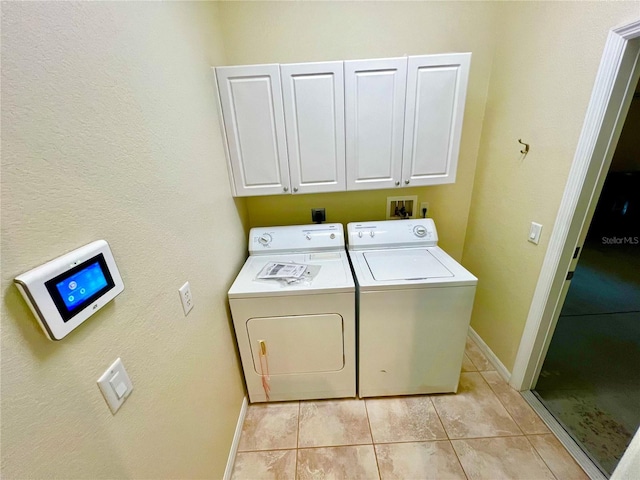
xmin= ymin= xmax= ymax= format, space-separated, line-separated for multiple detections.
xmin=45 ymin=253 xmax=115 ymax=322
xmin=56 ymin=262 xmax=108 ymax=311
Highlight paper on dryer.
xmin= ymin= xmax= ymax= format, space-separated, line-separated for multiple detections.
xmin=257 ymin=262 xmax=308 ymax=280
xmin=255 ymin=262 xmax=322 ymax=286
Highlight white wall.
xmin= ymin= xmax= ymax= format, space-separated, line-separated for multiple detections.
xmin=1 ymin=2 xmax=247 ymax=478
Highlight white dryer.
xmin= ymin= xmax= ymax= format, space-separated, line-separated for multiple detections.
xmin=347 ymin=219 xmax=477 ymax=397
xmin=229 ymin=223 xmax=355 ymax=403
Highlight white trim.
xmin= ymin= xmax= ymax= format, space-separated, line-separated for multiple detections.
xmin=223 ymin=396 xmax=248 ymax=480
xmin=510 ymin=19 xmax=640 ymax=391
xmin=522 ymin=391 xmax=606 ymax=480
xmin=468 ymin=327 xmax=511 ymax=382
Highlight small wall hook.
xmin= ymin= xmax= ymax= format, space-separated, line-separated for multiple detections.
xmin=518 ymin=139 xmax=530 ymax=155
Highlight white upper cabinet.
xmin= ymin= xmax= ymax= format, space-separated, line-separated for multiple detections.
xmin=215 ymin=54 xmax=471 ymax=197
xmin=281 ymin=62 xmax=346 ymax=194
xmin=345 ymin=58 xmax=407 ymax=191
xmin=402 ymin=53 xmax=471 ymax=186
xmin=215 ymin=64 xmax=291 ymax=196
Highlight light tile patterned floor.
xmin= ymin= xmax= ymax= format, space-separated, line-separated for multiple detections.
xmin=231 ymin=336 xmax=589 ymax=480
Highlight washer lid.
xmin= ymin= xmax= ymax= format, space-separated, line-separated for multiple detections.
xmin=364 ymin=249 xmax=454 ymax=281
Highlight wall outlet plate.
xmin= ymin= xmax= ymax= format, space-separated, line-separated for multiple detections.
xmin=420 ymin=202 xmax=429 ymax=218
xmin=179 ymin=281 xmax=194 ymax=315
xmin=386 ymin=196 xmax=418 ymax=220
xmin=311 ymin=208 xmax=326 ymax=223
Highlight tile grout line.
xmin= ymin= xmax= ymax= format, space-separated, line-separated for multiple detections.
xmin=448 ymin=439 xmax=471 ymax=480
xmin=427 ymin=396 xmax=451 ymax=441
xmin=523 ymin=433 xmax=561 ymax=480
xmin=475 ymin=370 xmax=526 ymax=436
xmin=428 ymin=394 xmax=470 ymax=479
xmin=363 ymin=399 xmax=382 ymax=480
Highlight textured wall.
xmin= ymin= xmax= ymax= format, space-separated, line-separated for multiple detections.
xmin=1 ymin=2 xmax=247 ymax=478
xmin=217 ymin=1 xmax=500 ymax=260
xmin=462 ymin=1 xmax=640 ymax=371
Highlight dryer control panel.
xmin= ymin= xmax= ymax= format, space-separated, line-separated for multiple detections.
xmin=347 ymin=219 xmax=438 ymax=250
xmin=249 ymin=223 xmax=345 ymax=254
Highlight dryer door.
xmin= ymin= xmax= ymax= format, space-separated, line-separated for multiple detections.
xmin=247 ymin=314 xmax=345 ymax=375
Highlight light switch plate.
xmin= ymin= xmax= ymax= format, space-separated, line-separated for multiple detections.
xmin=528 ymin=222 xmax=543 ymax=245
xmin=97 ymin=357 xmax=133 ymax=414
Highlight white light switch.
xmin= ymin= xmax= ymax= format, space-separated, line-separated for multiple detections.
xmin=109 ymin=372 xmax=127 ymax=399
xmin=528 ymin=222 xmax=543 ymax=245
xmin=97 ymin=358 xmax=133 ymax=414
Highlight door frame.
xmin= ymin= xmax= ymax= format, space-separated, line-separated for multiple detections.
xmin=510 ymin=19 xmax=640 ymax=391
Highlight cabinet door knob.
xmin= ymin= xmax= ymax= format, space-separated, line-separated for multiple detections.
xmin=283 ymin=187 xmax=289 ymax=192
xmin=395 ymin=181 xmax=400 ymax=186
xmin=404 ymin=180 xmax=410 ymax=185
xmin=293 ymin=187 xmax=298 ymax=192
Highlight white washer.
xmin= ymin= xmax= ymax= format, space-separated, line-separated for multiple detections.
xmin=347 ymin=219 xmax=477 ymax=397
xmin=229 ymin=223 xmax=355 ymax=403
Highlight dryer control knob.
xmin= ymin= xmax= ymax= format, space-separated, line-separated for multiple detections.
xmin=370 ymin=231 xmax=375 ymax=238
xmin=258 ymin=234 xmax=272 ymax=246
xmin=413 ymin=226 xmax=428 ymax=237
xmin=358 ymin=231 xmax=363 ymax=238
xmin=330 ymin=233 xmax=336 ymax=239
xmin=306 ymin=234 xmax=311 ymax=240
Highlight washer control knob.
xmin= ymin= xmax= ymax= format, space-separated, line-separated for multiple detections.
xmin=306 ymin=234 xmax=311 ymax=240
xmin=330 ymin=233 xmax=336 ymax=239
xmin=258 ymin=233 xmax=272 ymax=246
xmin=413 ymin=226 xmax=428 ymax=237
xmin=370 ymin=231 xmax=375 ymax=238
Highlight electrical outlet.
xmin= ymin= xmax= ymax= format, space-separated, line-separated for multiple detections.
xmin=420 ymin=202 xmax=430 ymax=218
xmin=311 ymin=208 xmax=326 ymax=223
xmin=178 ymin=282 xmax=194 ymax=315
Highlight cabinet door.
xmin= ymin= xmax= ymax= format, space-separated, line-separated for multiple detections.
xmin=215 ymin=65 xmax=291 ymax=197
xmin=281 ymin=62 xmax=345 ymax=194
xmin=402 ymin=53 xmax=471 ymax=186
xmin=345 ymin=58 xmax=407 ymax=191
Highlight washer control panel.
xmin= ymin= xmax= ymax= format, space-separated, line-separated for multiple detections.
xmin=347 ymin=219 xmax=438 ymax=250
xmin=249 ymin=223 xmax=345 ymax=254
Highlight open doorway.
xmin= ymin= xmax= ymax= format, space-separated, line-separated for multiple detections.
xmin=533 ymin=78 xmax=640 ymax=476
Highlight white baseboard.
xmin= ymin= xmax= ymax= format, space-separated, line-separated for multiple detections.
xmin=223 ymin=396 xmax=248 ymax=480
xmin=468 ymin=327 xmax=511 ymax=382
